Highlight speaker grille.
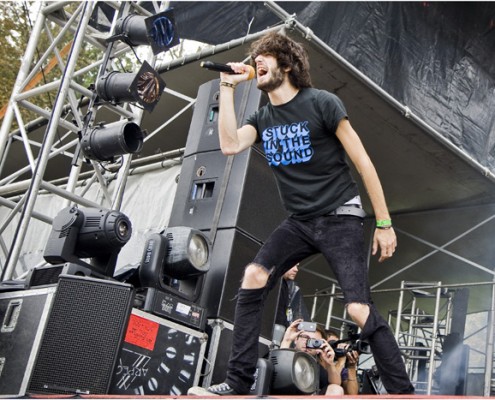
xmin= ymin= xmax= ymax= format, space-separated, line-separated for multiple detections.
xmin=28 ymin=275 xmax=133 ymax=394
xmin=29 ymin=265 xmax=63 ymax=286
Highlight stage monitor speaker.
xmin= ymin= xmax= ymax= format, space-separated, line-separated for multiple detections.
xmin=25 ymin=262 xmax=93 ymax=288
xmin=27 ymin=275 xmax=134 ymax=395
xmin=169 ymin=147 xmax=286 ymax=243
xmin=195 ymin=228 xmax=279 ymax=339
xmin=183 ymin=79 xmax=267 ymax=157
xmin=360 ymin=365 xmax=387 ymax=394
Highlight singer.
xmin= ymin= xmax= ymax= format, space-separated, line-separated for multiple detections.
xmin=188 ymin=32 xmax=414 ymax=396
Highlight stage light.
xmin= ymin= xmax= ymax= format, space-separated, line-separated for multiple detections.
xmin=80 ymin=120 xmax=144 ymax=162
xmin=96 ymin=61 xmax=166 ymax=112
xmin=138 ymin=227 xmax=211 ymax=301
xmin=269 ymin=349 xmax=319 ymax=395
xmin=43 ymin=206 xmax=132 ymax=278
xmin=112 ymin=9 xmax=180 ymax=55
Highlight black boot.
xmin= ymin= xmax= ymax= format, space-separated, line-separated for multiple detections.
xmin=360 ymin=304 xmax=415 ymax=394
xmin=224 ymin=287 xmax=266 ymax=395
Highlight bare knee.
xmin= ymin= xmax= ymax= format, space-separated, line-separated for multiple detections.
xmin=346 ymin=302 xmax=370 ymax=329
xmin=325 ymin=384 xmax=344 ymax=396
xmin=242 ymin=263 xmax=269 ymax=289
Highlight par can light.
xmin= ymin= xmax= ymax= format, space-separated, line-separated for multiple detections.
xmin=96 ymin=61 xmax=165 ymax=112
xmin=113 ymin=9 xmax=180 ymax=55
xmin=81 ymin=120 xmax=144 ymax=161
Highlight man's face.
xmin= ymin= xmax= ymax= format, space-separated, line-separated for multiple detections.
xmin=294 ymin=330 xmax=323 ymax=356
xmin=253 ymin=54 xmax=285 ymax=92
xmin=283 ymin=264 xmax=299 ymax=281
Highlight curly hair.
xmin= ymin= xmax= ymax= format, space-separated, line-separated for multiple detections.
xmin=249 ymin=32 xmax=312 ymax=89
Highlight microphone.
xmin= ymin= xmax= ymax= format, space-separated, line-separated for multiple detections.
xmin=200 ymin=61 xmax=255 ymax=80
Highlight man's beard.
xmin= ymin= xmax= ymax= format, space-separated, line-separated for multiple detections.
xmin=257 ymin=66 xmax=285 ymax=92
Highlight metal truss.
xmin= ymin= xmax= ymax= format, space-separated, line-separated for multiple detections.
xmin=2 ymin=1 xmax=494 ymax=395
xmin=0 ymin=1 xmax=192 ymax=281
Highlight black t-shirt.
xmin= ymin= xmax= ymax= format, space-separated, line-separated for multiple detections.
xmin=246 ymin=88 xmax=358 ymax=219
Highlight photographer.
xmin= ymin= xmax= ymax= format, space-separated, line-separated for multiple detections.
xmin=280 ymin=319 xmax=344 ymax=395
xmin=275 ymin=263 xmax=311 ymax=328
xmin=326 ymin=329 xmax=359 ymax=395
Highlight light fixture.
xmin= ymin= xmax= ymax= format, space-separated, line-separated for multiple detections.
xmin=80 ymin=120 xmax=144 ymax=161
xmin=138 ymin=227 xmax=211 ymax=301
xmin=96 ymin=61 xmax=166 ymax=112
xmin=112 ymin=9 xmax=180 ymax=55
xmin=269 ymin=349 xmax=319 ymax=395
xmin=43 ymin=206 xmax=132 ymax=278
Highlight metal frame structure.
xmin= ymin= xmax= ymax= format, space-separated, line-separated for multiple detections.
xmin=1 ymin=1 xmax=494 ymax=396
xmin=0 ymin=1 xmax=191 ymax=281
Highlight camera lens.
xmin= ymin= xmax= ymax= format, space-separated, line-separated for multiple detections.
xmin=306 ymin=338 xmax=324 ymax=348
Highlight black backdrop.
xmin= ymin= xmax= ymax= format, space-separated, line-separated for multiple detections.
xmin=166 ymin=1 xmax=495 ymax=172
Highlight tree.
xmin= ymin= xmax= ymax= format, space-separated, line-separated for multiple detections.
xmin=0 ymin=2 xmax=32 ymax=114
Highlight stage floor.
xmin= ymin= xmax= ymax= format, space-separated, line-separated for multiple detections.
xmin=23 ymin=395 xmax=492 ymax=400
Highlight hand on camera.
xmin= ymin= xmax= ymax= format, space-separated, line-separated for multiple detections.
xmin=315 ymin=340 xmax=336 ymax=366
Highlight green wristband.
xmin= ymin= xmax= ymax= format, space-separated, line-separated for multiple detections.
xmin=376 ymin=219 xmax=392 ymax=228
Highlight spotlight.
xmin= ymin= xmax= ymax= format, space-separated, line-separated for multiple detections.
xmin=269 ymin=349 xmax=319 ymax=395
xmin=96 ymin=61 xmax=166 ymax=112
xmin=112 ymin=9 xmax=180 ymax=55
xmin=80 ymin=120 xmax=145 ymax=162
xmin=139 ymin=227 xmax=211 ymax=301
xmin=43 ymin=206 xmax=132 ymax=278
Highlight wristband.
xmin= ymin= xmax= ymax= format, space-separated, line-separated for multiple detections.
xmin=376 ymin=219 xmax=392 ymax=229
xmin=220 ymin=81 xmax=236 ymax=89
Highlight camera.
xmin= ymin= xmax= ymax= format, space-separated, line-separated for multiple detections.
xmin=329 ymin=339 xmax=371 ymax=358
xmin=297 ymin=321 xmax=316 ymax=332
xmin=306 ymin=338 xmax=325 ymax=349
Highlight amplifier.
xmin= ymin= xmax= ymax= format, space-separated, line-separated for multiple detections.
xmin=137 ymin=288 xmax=207 ymax=331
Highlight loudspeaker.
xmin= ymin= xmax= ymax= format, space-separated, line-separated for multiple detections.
xmin=25 ymin=262 xmax=94 ymax=288
xmin=197 ymin=228 xmax=279 ymax=338
xmin=360 ymin=366 xmax=387 ymax=394
xmin=168 ymin=78 xmax=284 ymax=339
xmin=169 ymin=147 xmax=286 ymax=242
xmin=183 ymin=79 xmax=267 ymax=157
xmin=439 ymin=343 xmax=470 ymax=395
xmin=450 ymin=288 xmax=469 ymax=340
xmin=27 ymin=275 xmax=134 ymax=395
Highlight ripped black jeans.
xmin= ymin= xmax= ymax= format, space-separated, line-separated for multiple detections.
xmin=225 ymin=214 xmax=414 ymax=394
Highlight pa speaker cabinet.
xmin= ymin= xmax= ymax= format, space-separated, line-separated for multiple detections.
xmin=25 ymin=262 xmax=93 ymax=288
xmin=169 ymin=148 xmax=286 ymax=243
xmin=28 ymin=275 xmax=134 ymax=395
xmin=197 ymin=228 xmax=280 ymax=339
xmin=201 ymin=319 xmax=271 ymax=388
xmin=0 ymin=286 xmax=56 ymax=397
xmin=110 ymin=308 xmax=207 ymax=396
xmin=184 ymin=79 xmax=267 ymax=157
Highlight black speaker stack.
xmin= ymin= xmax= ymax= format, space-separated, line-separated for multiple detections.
xmin=168 ymin=78 xmax=286 ymax=338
